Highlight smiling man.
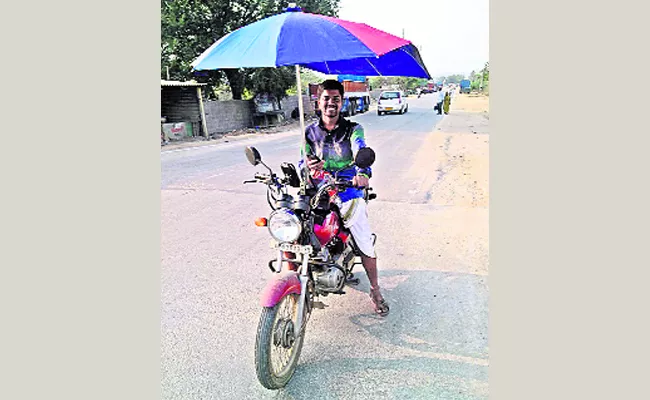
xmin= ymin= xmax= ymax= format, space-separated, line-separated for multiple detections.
xmin=299 ymin=79 xmax=389 ymax=317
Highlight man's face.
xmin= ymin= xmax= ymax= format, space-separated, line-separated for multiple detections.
xmin=318 ymin=89 xmax=343 ymax=118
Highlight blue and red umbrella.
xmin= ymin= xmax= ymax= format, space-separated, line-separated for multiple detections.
xmin=191 ymin=6 xmax=430 ymax=179
xmin=191 ymin=7 xmax=430 ymax=78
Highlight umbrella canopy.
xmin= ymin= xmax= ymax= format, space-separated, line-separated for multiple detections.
xmin=191 ymin=9 xmax=430 ymax=78
xmin=302 ymin=44 xmax=429 ymax=78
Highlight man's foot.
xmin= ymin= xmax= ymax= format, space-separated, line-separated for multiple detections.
xmin=369 ymin=287 xmax=390 ymax=317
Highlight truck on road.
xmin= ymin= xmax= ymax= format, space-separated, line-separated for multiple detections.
xmin=460 ymin=79 xmax=472 ymax=94
xmin=308 ymin=75 xmax=371 ymax=117
xmin=337 ymin=75 xmax=370 ymax=116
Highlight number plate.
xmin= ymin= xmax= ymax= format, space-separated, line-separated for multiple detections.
xmin=270 ymin=241 xmax=313 ymax=254
xmin=385 ymin=107 xmax=393 ymax=111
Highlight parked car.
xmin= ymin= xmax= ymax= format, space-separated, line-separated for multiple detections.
xmin=377 ymin=91 xmax=408 ymax=115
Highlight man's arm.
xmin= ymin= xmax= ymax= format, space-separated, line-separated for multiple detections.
xmin=351 ymin=124 xmax=372 ymax=179
xmin=298 ymin=132 xmax=324 ymax=173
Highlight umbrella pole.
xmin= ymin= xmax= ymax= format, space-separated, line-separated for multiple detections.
xmin=295 ymin=64 xmax=307 ymax=193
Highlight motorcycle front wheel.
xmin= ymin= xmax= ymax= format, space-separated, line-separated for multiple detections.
xmin=254 ymin=293 xmax=307 ymax=389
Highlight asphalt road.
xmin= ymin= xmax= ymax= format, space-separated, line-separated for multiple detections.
xmin=161 ymin=94 xmax=489 ymax=400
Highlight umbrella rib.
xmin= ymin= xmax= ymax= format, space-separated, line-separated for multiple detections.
xmin=365 ymin=58 xmax=382 ymax=76
xmin=398 ymin=46 xmax=431 ymax=78
xmin=324 ymin=60 xmax=331 ymax=74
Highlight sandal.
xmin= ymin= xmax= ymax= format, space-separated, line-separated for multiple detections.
xmin=369 ymin=287 xmax=390 ymax=317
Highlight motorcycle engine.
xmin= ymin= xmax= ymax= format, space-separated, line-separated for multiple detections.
xmin=313 ymin=266 xmax=345 ymax=292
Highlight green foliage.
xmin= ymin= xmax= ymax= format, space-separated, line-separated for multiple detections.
xmin=161 ymin=0 xmax=223 ymax=86
xmin=444 ymin=74 xmax=465 ymax=84
xmin=368 ymin=77 xmax=386 ymax=89
xmin=300 ymin=68 xmax=327 ymax=85
xmin=469 ymin=61 xmax=489 ymax=94
xmin=161 ymin=0 xmax=341 ymax=100
xmin=287 ymin=68 xmax=327 ymax=96
xmin=247 ymin=66 xmax=296 ymax=106
xmin=481 ymin=62 xmax=489 ymax=83
xmin=367 ymin=76 xmax=427 ymax=91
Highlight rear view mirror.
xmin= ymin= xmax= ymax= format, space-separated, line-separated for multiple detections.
xmin=355 ymin=147 xmax=376 ymax=169
xmin=245 ymin=147 xmax=262 ymax=166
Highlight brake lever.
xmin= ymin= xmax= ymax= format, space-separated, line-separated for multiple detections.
xmin=242 ymin=179 xmax=257 ymax=184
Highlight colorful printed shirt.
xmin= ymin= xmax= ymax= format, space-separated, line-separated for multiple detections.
xmin=299 ymin=117 xmax=371 ymax=203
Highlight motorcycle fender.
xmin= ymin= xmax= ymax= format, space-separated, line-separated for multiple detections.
xmin=260 ymin=270 xmax=302 ymax=308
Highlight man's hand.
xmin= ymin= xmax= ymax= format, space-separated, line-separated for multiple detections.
xmin=307 ymin=157 xmax=324 ymax=171
xmin=352 ymin=175 xmax=369 ymax=187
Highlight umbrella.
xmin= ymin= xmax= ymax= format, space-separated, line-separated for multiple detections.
xmin=191 ymin=6 xmax=431 ymax=186
xmin=191 ymin=8 xmax=430 ymax=78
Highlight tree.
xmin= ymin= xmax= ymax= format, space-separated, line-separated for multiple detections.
xmin=161 ymin=0 xmax=341 ymax=100
xmin=247 ymin=66 xmax=297 ymax=108
xmin=405 ymin=77 xmax=428 ymax=90
xmin=480 ymin=62 xmax=489 ymax=83
xmin=444 ymin=74 xmax=465 ymax=84
xmin=367 ymin=76 xmax=426 ymax=91
xmin=368 ymin=77 xmax=388 ymax=90
xmin=161 ymin=0 xmax=222 ymax=85
xmin=300 ymin=68 xmax=326 ymax=86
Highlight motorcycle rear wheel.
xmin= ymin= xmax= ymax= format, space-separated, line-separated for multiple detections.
xmin=254 ymin=293 xmax=307 ymax=389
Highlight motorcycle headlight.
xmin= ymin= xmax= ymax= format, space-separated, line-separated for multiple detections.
xmin=268 ymin=209 xmax=302 ymax=243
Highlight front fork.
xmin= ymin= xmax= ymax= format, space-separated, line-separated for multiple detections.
xmin=275 ymin=249 xmax=310 ymax=334
xmin=295 ymin=253 xmax=310 ymax=334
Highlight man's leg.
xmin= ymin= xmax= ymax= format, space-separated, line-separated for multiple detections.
xmin=343 ymin=199 xmax=389 ymax=316
xmin=360 ymin=254 xmax=380 ymax=289
xmin=359 ymin=254 xmax=389 ymax=316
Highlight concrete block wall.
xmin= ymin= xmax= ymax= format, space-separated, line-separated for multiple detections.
xmin=203 ymin=100 xmax=254 ymax=135
xmin=279 ymin=95 xmax=315 ymax=119
xmin=203 ymin=95 xmax=316 ymax=136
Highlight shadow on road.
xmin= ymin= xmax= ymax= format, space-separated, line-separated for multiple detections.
xmin=267 ymin=269 xmax=489 ymax=400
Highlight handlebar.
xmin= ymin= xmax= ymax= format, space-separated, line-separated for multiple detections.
xmin=242 ymin=172 xmax=274 ymax=185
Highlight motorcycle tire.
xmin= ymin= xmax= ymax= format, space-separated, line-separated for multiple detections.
xmin=254 ymin=293 xmax=307 ymax=389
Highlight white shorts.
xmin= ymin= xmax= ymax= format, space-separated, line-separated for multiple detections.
xmin=339 ymin=198 xmax=376 ymax=258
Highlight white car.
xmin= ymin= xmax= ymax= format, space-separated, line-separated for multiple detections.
xmin=377 ymin=91 xmax=408 ymax=115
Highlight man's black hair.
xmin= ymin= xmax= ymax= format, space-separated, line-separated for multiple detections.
xmin=317 ymin=79 xmax=345 ymax=98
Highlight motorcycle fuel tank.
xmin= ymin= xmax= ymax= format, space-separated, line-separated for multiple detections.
xmin=313 ymin=211 xmax=340 ymax=246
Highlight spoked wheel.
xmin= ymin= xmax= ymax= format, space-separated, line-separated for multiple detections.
xmin=255 ymin=293 xmax=308 ymax=389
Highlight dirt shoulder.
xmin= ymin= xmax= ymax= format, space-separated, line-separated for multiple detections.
xmin=161 ymin=117 xmax=317 ymax=152
xmin=399 ymin=94 xmax=490 ymax=276
xmin=428 ymin=94 xmax=489 ymax=207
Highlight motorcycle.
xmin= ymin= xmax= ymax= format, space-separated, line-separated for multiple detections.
xmin=243 ymin=146 xmax=377 ymax=389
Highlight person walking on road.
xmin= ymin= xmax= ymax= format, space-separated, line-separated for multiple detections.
xmin=436 ymin=89 xmax=445 ymax=115
xmin=300 ymin=79 xmax=390 ymax=317
xmin=443 ymin=91 xmax=451 ymax=115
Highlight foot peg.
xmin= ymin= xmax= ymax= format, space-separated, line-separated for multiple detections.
xmin=312 ymin=301 xmax=327 ymax=309
xmin=346 ymin=273 xmax=361 ymax=286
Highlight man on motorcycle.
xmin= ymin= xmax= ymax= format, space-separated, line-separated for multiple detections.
xmin=299 ymin=79 xmax=389 ymax=317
